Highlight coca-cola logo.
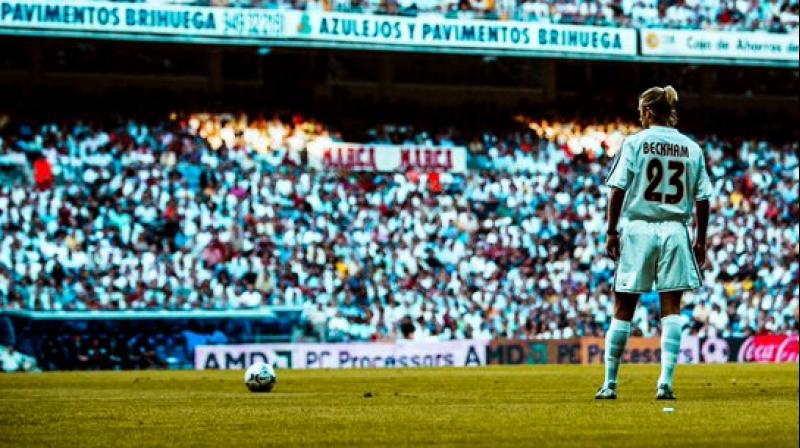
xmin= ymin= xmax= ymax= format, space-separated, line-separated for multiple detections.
xmin=737 ymin=335 xmax=799 ymax=363
xmin=776 ymin=335 xmax=799 ymax=363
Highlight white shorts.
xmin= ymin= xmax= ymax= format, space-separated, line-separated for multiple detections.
xmin=613 ymin=220 xmax=703 ymax=293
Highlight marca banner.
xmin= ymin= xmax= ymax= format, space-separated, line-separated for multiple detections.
xmin=641 ymin=29 xmax=799 ymax=62
xmin=306 ymin=142 xmax=467 ymax=173
xmin=288 ymin=11 xmax=636 ymax=55
xmin=580 ymin=336 xmax=700 ymax=365
xmin=195 ymin=340 xmax=488 ymax=370
xmin=0 ymin=0 xmax=285 ymax=38
xmin=486 ymin=339 xmax=582 ymax=365
xmin=737 ymin=335 xmax=799 ymax=363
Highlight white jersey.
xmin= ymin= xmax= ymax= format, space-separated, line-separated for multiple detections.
xmin=606 ymin=126 xmax=712 ymax=223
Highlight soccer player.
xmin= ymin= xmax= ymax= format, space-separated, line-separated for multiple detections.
xmin=595 ymin=86 xmax=712 ymax=400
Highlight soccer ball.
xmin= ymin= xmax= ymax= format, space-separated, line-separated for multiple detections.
xmin=244 ymin=362 xmax=277 ymax=392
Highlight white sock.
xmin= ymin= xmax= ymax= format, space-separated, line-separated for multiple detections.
xmin=604 ymin=318 xmax=631 ymax=387
xmin=658 ymin=314 xmax=683 ymax=387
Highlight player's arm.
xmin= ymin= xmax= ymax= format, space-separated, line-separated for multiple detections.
xmin=693 ymin=199 xmax=709 ymax=268
xmin=605 ymin=139 xmax=634 ymax=261
xmin=606 ymin=187 xmax=626 ymax=261
xmin=693 ymin=153 xmax=713 ymax=268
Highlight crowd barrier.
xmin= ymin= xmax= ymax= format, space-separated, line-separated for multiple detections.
xmin=1 ymin=0 xmax=797 ymax=66
xmin=195 ymin=335 xmax=799 ymax=369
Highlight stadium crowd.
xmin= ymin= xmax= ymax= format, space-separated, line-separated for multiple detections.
xmin=119 ymin=0 xmax=800 ymax=32
xmin=0 ymin=113 xmax=797 ymax=348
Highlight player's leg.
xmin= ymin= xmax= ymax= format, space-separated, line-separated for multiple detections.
xmin=656 ymin=291 xmax=683 ymax=400
xmin=654 ymin=222 xmax=702 ymax=400
xmin=602 ymin=292 xmax=639 ymax=388
xmin=597 ymin=220 xmax=656 ymax=399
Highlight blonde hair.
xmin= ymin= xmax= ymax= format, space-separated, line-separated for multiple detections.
xmin=640 ymin=85 xmax=679 ymax=126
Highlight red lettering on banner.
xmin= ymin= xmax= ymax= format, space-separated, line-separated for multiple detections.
xmin=314 ymin=143 xmax=464 ymax=173
xmin=399 ymin=147 xmax=455 ymax=172
xmin=321 ymin=146 xmax=377 ymax=170
xmin=400 ymin=149 xmax=411 ymax=167
xmin=322 ymin=148 xmax=333 ymax=167
xmin=777 ymin=335 xmax=799 ymax=362
xmin=738 ymin=335 xmax=800 ymax=363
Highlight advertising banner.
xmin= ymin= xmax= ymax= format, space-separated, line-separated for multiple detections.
xmin=288 ymin=11 xmax=636 ymax=55
xmin=5 ymin=0 xmax=796 ymax=63
xmin=487 ymin=337 xmax=698 ymax=365
xmin=641 ymin=29 xmax=799 ymax=62
xmin=679 ymin=335 xmax=700 ymax=364
xmin=194 ymin=336 xmax=798 ymax=369
xmin=698 ymin=336 xmax=734 ymax=363
xmin=1 ymin=1 xmax=636 ymax=56
xmin=306 ymin=142 xmax=468 ymax=173
xmin=580 ymin=336 xmax=700 ymax=365
xmin=486 ymin=339 xmax=581 ymax=365
xmin=581 ymin=337 xmax=660 ymax=365
xmin=0 ymin=0 xmax=285 ymax=38
xmin=195 ymin=339 xmax=488 ymax=370
xmin=736 ymin=335 xmax=799 ymax=363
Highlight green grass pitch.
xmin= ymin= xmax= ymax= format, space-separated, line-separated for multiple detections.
xmin=1 ymin=364 xmax=797 ymax=447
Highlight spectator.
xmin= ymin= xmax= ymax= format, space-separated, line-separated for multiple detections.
xmin=32 ymin=155 xmax=53 ymax=190
xmin=1 ymin=345 xmax=38 ymax=372
xmin=0 ymin=114 xmax=797 ymax=343
xmin=666 ymin=0 xmax=697 ymax=27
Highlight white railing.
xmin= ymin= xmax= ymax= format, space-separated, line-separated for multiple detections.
xmin=0 ymin=307 xmax=303 ymax=320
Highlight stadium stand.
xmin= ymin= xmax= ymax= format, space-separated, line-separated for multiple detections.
xmin=109 ymin=0 xmax=800 ymax=32
xmin=0 ymin=114 xmax=797 ymax=348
